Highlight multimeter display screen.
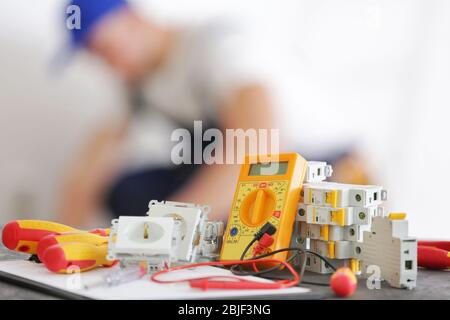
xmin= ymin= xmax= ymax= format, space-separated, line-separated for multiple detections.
xmin=249 ymin=161 xmax=288 ymax=176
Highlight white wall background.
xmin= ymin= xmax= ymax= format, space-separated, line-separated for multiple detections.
xmin=0 ymin=0 xmax=126 ymax=222
xmin=0 ymin=0 xmax=449 ymax=238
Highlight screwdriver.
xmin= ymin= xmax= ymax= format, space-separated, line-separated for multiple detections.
xmin=37 ymin=232 xmax=110 ymax=262
xmin=1 ymin=220 xmax=109 ymax=255
xmin=418 ymin=241 xmax=450 ymax=270
xmin=41 ymin=242 xmax=116 ymax=273
xmin=83 ymin=265 xmax=147 ymax=290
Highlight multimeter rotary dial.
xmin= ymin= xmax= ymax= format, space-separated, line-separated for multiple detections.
xmin=239 ymin=188 xmax=276 ymax=227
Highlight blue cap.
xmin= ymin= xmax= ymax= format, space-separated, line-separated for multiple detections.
xmin=66 ymin=0 xmax=128 ymax=48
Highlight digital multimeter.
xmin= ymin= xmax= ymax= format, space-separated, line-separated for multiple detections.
xmin=220 ymin=153 xmax=307 ymax=265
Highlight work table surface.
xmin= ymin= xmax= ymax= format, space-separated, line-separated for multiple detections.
xmin=0 ymin=234 xmax=448 ymax=300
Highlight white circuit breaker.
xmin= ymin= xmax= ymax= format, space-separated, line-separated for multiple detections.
xmin=309 ymin=239 xmax=363 ymax=260
xmin=305 ymin=252 xmax=360 ymax=274
xmin=302 ymin=182 xmax=387 ymax=208
xmin=297 ymin=203 xmax=376 ymax=226
xmin=361 ymin=213 xmax=417 ymax=289
xmin=299 ymin=222 xmax=359 ymax=242
xmin=305 ymin=161 xmax=333 ymax=183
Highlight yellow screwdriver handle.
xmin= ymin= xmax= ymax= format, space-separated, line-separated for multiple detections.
xmin=41 ymin=242 xmax=116 ymax=273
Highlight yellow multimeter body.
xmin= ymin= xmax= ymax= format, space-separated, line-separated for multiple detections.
xmin=220 ymin=153 xmax=307 ymax=266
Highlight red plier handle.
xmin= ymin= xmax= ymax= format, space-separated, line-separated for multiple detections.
xmin=418 ymin=241 xmax=450 ymax=270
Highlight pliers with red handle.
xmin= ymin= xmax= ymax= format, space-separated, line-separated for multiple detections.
xmin=418 ymin=241 xmax=450 ymax=270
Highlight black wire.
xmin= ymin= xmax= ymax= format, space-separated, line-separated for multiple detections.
xmin=306 ymin=250 xmax=337 ymax=272
xmin=301 ymin=280 xmax=331 ymax=287
xmin=239 ymin=238 xmax=257 ymax=261
xmin=230 ymin=247 xmax=308 ymax=285
xmin=229 ymin=234 xmax=338 ymax=287
xmin=232 ymin=236 xmax=281 ymax=276
xmin=231 ymin=250 xmax=300 ymax=277
xmin=259 ymin=275 xmax=331 ymax=287
xmin=240 ymin=233 xmax=337 ymax=272
xmin=254 ymin=247 xmax=308 ymax=282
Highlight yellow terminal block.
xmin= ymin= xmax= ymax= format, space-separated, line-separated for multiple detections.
xmin=326 ymin=190 xmax=338 ymax=208
xmin=331 ymin=209 xmax=346 ymax=226
xmin=328 ymin=241 xmax=336 ymax=259
xmin=310 ymin=239 xmax=362 ymax=260
xmin=299 ymin=222 xmax=360 ymax=242
xmin=320 ymin=225 xmax=329 ymax=241
xmin=305 ymin=252 xmax=357 ymax=274
xmin=350 ymin=259 xmax=360 ymax=273
xmin=388 ymin=213 xmax=407 ymax=220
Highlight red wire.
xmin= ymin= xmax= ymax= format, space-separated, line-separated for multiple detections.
xmin=150 ymin=258 xmax=300 ymax=290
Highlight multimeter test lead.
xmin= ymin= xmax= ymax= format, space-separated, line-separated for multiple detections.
xmin=83 ymin=265 xmax=147 ymax=290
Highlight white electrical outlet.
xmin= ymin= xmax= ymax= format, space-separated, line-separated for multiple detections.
xmin=107 ymin=216 xmax=174 ymax=262
xmin=146 ymin=200 xmax=210 ymax=262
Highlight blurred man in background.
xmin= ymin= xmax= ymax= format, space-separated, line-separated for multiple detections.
xmin=58 ymin=0 xmax=279 ymax=225
xmin=1 ymin=0 xmax=448 ymax=238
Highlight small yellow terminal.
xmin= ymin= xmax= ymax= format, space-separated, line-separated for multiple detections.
xmin=320 ymin=225 xmax=329 ymax=241
xmin=328 ymin=241 xmax=336 ymax=259
xmin=388 ymin=213 xmax=407 ymax=220
xmin=331 ymin=209 xmax=345 ymax=226
xmin=350 ymin=259 xmax=360 ymax=273
xmin=326 ymin=190 xmax=338 ymax=208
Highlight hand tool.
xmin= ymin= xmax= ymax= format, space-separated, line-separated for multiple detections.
xmin=418 ymin=241 xmax=450 ymax=270
xmin=330 ymin=267 xmax=357 ymax=297
xmin=1 ymin=220 xmax=109 ymax=255
xmin=83 ymin=265 xmax=147 ymax=289
xmin=41 ymin=242 xmax=116 ymax=273
xmin=37 ymin=232 xmax=109 ymax=262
